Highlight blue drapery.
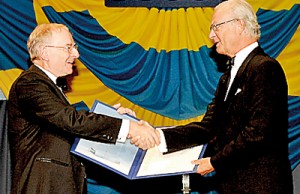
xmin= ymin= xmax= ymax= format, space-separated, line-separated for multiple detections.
xmin=2 ymin=3 xmax=299 ymax=120
xmin=258 ymin=5 xmax=300 ymax=58
xmin=40 ymin=5 xmax=300 ymax=120
xmin=288 ymin=96 xmax=300 ymax=170
xmin=42 ymin=6 xmax=220 ymax=119
xmin=1 ymin=1 xmax=299 ymax=193
xmin=0 ymin=0 xmax=37 ymax=70
xmin=1 ymin=0 xmax=299 ymax=172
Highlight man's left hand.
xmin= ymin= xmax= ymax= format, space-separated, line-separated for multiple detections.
xmin=191 ymin=157 xmax=215 ymax=176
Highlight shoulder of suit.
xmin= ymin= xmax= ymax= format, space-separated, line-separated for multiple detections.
xmin=17 ymin=66 xmax=52 ymax=85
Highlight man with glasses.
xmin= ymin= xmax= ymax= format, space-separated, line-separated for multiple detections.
xmin=134 ymin=0 xmax=294 ymax=193
xmin=8 ymin=23 xmax=160 ymax=194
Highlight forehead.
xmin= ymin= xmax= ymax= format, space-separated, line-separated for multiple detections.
xmin=212 ymin=4 xmax=231 ymax=23
xmin=49 ymin=29 xmax=74 ymax=45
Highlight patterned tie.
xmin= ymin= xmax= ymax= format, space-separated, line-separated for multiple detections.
xmin=226 ymin=56 xmax=235 ymax=70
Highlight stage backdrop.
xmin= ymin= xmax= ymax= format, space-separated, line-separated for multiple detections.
xmin=0 ymin=0 xmax=299 ymax=193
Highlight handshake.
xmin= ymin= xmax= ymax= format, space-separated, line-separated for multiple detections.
xmin=128 ymin=120 xmax=161 ymax=150
xmin=115 ymin=104 xmax=161 ymax=150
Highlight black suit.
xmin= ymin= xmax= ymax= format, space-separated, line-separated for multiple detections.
xmin=162 ymin=47 xmax=293 ymax=193
xmin=8 ymin=65 xmax=123 ymax=194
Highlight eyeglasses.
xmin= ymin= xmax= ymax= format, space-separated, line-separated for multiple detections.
xmin=210 ymin=19 xmax=238 ymax=32
xmin=45 ymin=44 xmax=78 ymax=53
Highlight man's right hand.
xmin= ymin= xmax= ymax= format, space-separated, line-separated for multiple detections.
xmin=128 ymin=120 xmax=160 ymax=150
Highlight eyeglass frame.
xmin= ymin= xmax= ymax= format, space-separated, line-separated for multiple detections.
xmin=210 ymin=19 xmax=238 ymax=32
xmin=44 ymin=43 xmax=78 ymax=53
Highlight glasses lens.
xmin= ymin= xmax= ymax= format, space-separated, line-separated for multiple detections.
xmin=67 ymin=44 xmax=78 ymax=52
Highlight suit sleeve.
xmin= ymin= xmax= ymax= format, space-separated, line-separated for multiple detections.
xmin=162 ymin=73 xmax=228 ymax=153
xmin=15 ymin=73 xmax=122 ymax=143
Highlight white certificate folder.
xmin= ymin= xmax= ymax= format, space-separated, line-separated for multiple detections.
xmin=71 ymin=100 xmax=207 ymax=180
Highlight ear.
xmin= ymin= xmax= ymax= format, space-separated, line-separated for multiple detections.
xmin=236 ymin=19 xmax=246 ymax=34
xmin=238 ymin=19 xmax=246 ymax=30
xmin=40 ymin=46 xmax=49 ymax=61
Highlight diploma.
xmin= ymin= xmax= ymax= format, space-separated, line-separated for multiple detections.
xmin=71 ymin=100 xmax=206 ymax=179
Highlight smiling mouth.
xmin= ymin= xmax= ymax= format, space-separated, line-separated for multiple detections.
xmin=67 ymin=61 xmax=75 ymax=65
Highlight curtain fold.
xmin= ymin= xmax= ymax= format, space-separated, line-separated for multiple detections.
xmin=1 ymin=1 xmax=299 ymax=193
xmin=288 ymin=96 xmax=300 ymax=170
xmin=38 ymin=4 xmax=300 ymax=120
xmin=1 ymin=1 xmax=299 ymax=122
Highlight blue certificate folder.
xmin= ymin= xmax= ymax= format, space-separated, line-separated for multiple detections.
xmin=71 ymin=100 xmax=207 ymax=180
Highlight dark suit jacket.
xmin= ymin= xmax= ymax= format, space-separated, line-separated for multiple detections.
xmin=8 ymin=65 xmax=123 ymax=194
xmin=163 ymin=47 xmax=293 ymax=193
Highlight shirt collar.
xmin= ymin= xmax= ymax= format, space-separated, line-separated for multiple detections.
xmin=233 ymin=42 xmax=259 ymax=71
xmin=34 ymin=64 xmax=58 ymax=84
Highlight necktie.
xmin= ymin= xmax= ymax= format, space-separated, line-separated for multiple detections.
xmin=224 ymin=57 xmax=235 ymax=100
xmin=56 ymin=77 xmax=68 ymax=92
xmin=226 ymin=56 xmax=235 ymax=70
xmin=226 ymin=56 xmax=235 ymax=82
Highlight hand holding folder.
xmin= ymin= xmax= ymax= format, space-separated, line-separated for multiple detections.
xmin=71 ymin=100 xmax=206 ymax=179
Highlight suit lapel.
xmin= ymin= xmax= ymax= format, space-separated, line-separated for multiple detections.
xmin=225 ymin=47 xmax=262 ymax=102
xmin=30 ymin=65 xmax=70 ymax=104
xmin=213 ymin=67 xmax=231 ymax=104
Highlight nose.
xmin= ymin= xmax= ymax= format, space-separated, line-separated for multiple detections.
xmin=209 ymin=29 xmax=216 ymax=40
xmin=71 ymin=48 xmax=80 ymax=58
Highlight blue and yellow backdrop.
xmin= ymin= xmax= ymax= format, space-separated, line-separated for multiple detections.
xmin=0 ymin=0 xmax=299 ymax=193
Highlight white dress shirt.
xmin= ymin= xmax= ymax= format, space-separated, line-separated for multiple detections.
xmin=225 ymin=42 xmax=259 ymax=99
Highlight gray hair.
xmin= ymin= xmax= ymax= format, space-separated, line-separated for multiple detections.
xmin=217 ymin=0 xmax=261 ymax=39
xmin=27 ymin=23 xmax=69 ymax=61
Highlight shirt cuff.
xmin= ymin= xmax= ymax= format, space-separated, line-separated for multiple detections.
xmin=156 ymin=128 xmax=168 ymax=153
xmin=117 ymin=119 xmax=130 ymax=143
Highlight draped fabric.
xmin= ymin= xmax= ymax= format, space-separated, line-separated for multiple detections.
xmin=0 ymin=0 xmax=299 ymax=193
xmin=288 ymin=96 xmax=300 ymax=170
xmin=1 ymin=1 xmax=299 ymax=123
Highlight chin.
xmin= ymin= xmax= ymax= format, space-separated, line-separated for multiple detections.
xmin=216 ymin=48 xmax=224 ymax=55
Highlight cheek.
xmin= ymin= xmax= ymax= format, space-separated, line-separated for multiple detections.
xmin=220 ymin=35 xmax=233 ymax=50
xmin=53 ymin=55 xmax=69 ymax=69
xmin=216 ymin=37 xmax=226 ymax=52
